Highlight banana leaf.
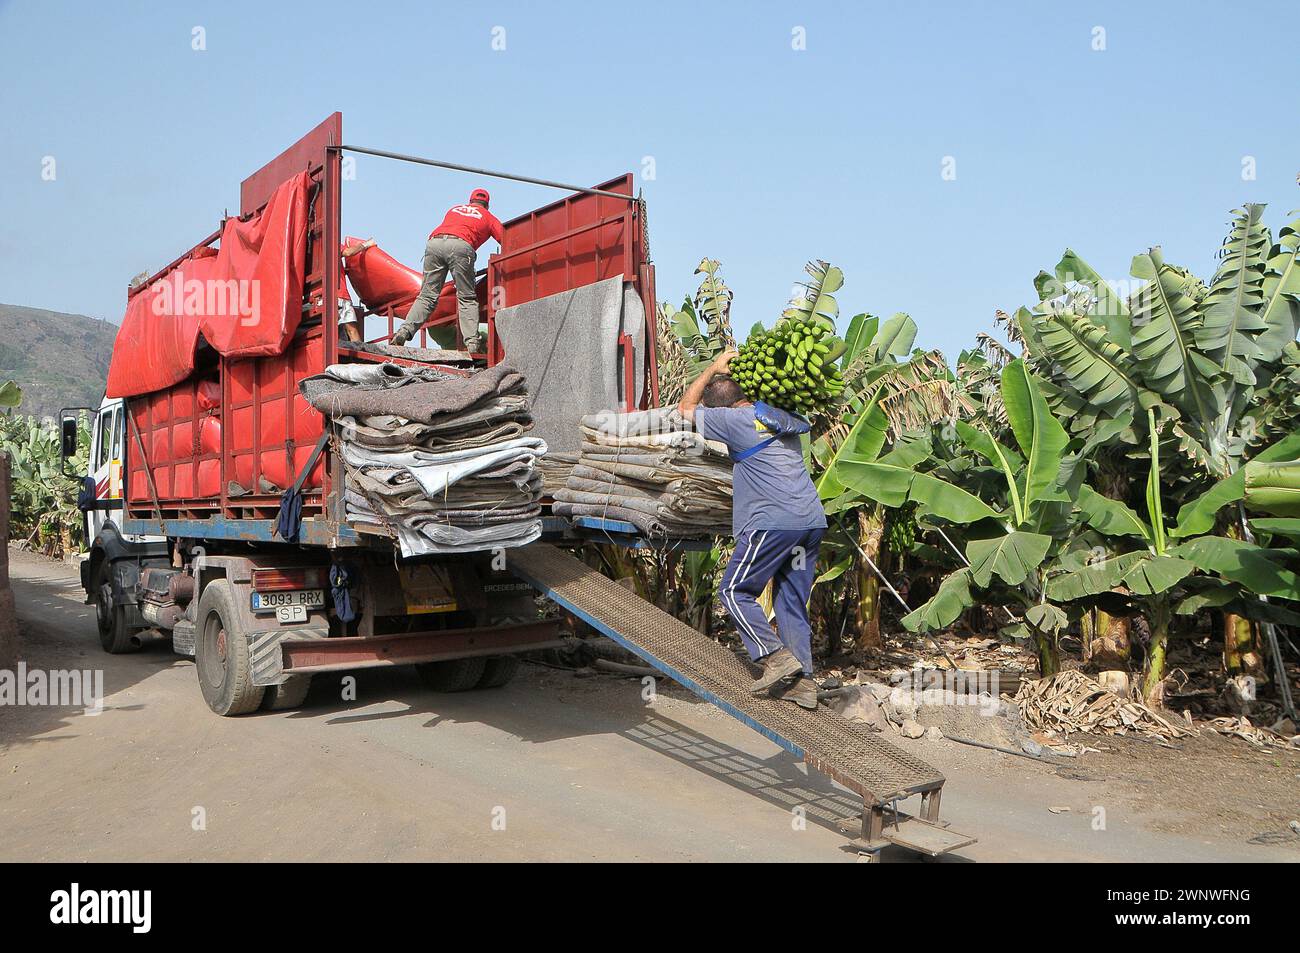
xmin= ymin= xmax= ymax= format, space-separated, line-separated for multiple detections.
xmin=1054 ymin=248 xmax=1132 ymax=348
xmin=1076 ymin=484 xmax=1152 ymax=540
xmin=966 ymin=530 xmax=1052 ymax=587
xmin=1046 ymin=550 xmax=1149 ymax=602
xmin=782 ymin=260 xmax=841 ymax=330
xmin=1001 ymin=359 xmax=1070 ymax=515
xmin=1025 ymin=602 xmax=1067 ymax=636
xmin=1256 ymin=209 xmax=1300 ymax=359
xmin=0 ymin=380 xmax=20 ymax=408
xmin=954 ymin=420 xmax=1024 ymax=472
xmin=842 ymin=313 xmax=878 ymax=366
xmin=1174 ymin=579 xmax=1238 ymax=614
xmin=1123 ymin=555 xmax=1195 ymax=595
xmin=1197 ymin=205 xmax=1270 ymax=386
xmin=1243 ymin=460 xmax=1300 ymax=517
xmin=1129 ymin=247 xmax=1222 ymax=428
xmin=868 ymin=313 xmax=917 ymax=363
xmin=1170 ymin=536 xmax=1300 ymax=599
xmin=1170 ymin=430 xmax=1300 ymax=537
xmin=814 ymin=393 xmax=889 ymax=500
xmin=833 ymin=436 xmax=1000 ymax=525
xmin=1020 ymin=304 xmax=1147 ymax=424
xmin=901 ymin=568 xmax=975 ymax=633
xmin=1248 ymin=517 xmax=1300 ymax=539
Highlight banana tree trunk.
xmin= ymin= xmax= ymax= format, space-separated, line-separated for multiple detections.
xmin=1084 ymin=608 xmax=1131 ymax=667
xmin=854 ymin=506 xmax=885 ymax=651
xmin=1141 ymin=599 xmax=1172 ymax=705
xmin=1222 ymin=612 xmax=1264 ymax=679
xmin=1035 ymin=633 xmax=1060 ymax=677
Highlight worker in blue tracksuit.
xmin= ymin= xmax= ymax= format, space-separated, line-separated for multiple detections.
xmin=679 ymin=350 xmax=828 ymax=709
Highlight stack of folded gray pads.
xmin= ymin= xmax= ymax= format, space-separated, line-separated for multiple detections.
xmin=300 ymin=362 xmax=545 ymax=556
xmin=551 ymin=408 xmax=733 ymax=538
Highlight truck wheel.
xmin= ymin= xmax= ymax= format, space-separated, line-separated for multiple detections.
xmin=417 ymin=657 xmax=488 ymax=692
xmin=262 ymin=676 xmax=312 ymax=711
xmin=477 ymin=655 xmax=521 ymax=689
xmin=195 ymin=580 xmax=264 ymax=716
xmin=93 ymin=563 xmax=139 ymax=655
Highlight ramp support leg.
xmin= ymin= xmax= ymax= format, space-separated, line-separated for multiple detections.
xmin=921 ymin=788 xmax=941 ymax=824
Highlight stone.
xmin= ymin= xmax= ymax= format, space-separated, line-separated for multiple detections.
xmin=924 ymin=726 xmax=944 ymax=741
xmin=900 ymin=719 xmax=925 ymax=739
xmin=866 ymin=681 xmax=894 ymax=703
xmin=829 ymin=686 xmax=888 ymax=733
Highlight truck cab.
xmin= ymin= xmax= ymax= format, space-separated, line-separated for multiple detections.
xmin=69 ymin=395 xmax=169 ymax=654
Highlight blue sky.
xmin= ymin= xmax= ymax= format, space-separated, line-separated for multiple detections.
xmin=1 ymin=0 xmax=1296 ymax=358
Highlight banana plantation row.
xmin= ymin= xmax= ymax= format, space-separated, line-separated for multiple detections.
xmin=659 ymin=203 xmax=1300 ymax=708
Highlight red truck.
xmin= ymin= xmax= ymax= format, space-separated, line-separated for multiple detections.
xmin=65 ymin=113 xmax=658 ymax=715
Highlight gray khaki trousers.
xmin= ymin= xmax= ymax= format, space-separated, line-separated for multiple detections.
xmin=397 ymin=235 xmax=478 ymax=345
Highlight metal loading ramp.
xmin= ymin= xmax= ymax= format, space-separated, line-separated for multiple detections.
xmin=508 ymin=544 xmax=976 ymax=860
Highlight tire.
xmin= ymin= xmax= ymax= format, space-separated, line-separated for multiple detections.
xmin=417 ymin=657 xmax=488 ymax=692
xmin=476 ymin=655 xmax=521 ymax=689
xmin=195 ymin=580 xmax=264 ymax=716
xmin=262 ymin=675 xmax=312 ymax=711
xmin=93 ymin=563 xmax=139 ymax=655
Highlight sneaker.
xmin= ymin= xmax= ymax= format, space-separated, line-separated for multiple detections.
xmin=464 ymin=335 xmax=483 ymax=354
xmin=749 ymin=649 xmax=803 ymax=694
xmin=776 ymin=676 xmax=819 ymax=710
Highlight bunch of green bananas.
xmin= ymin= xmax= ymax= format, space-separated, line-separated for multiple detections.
xmin=885 ymin=508 xmax=917 ymax=554
xmin=728 ymin=318 xmax=847 ymax=416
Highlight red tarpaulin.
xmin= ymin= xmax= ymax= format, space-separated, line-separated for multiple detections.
xmin=341 ymin=235 xmax=422 ymax=312
xmin=341 ymin=235 xmax=486 ymax=329
xmin=106 ymin=172 xmax=310 ymax=398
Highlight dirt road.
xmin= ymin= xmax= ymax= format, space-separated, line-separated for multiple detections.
xmin=2 ymin=548 xmax=1297 ymax=862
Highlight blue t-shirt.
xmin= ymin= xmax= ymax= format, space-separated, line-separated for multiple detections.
xmin=694 ymin=405 xmax=828 ymax=537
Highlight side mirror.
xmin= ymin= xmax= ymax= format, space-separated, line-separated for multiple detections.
xmin=58 ymin=407 xmax=91 ymax=478
xmin=60 ymin=415 xmax=79 ymax=458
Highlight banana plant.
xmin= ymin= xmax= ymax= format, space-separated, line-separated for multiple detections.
xmin=0 ymin=413 xmax=89 ymax=556
xmin=804 ymin=297 xmax=965 ymax=650
xmin=667 ymin=257 xmax=737 ymax=374
xmin=897 ymin=360 xmax=1078 ymax=674
xmin=0 ymin=380 xmax=20 ymax=409
xmin=1048 ymin=412 xmax=1300 ymax=700
xmin=1017 ymin=206 xmax=1300 ymax=480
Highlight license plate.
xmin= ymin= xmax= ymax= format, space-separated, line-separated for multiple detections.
xmin=252 ymin=589 xmax=325 ymax=612
xmin=276 ymin=605 xmax=308 ymax=624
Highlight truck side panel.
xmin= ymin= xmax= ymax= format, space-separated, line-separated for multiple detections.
xmin=125 ymin=327 xmax=325 ymax=520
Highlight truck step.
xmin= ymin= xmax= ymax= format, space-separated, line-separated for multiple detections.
xmin=507 ymin=544 xmax=946 ymax=805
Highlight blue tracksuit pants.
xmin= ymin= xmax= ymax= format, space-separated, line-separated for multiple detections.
xmin=719 ymin=528 xmax=824 ymax=675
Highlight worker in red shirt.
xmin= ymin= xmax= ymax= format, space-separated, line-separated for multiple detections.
xmin=391 ymin=188 xmax=503 ymax=352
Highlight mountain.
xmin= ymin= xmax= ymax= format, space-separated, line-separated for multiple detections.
xmin=0 ymin=304 xmax=118 ymax=419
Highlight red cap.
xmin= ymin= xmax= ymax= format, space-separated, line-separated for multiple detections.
xmin=470 ymin=188 xmax=490 ymax=206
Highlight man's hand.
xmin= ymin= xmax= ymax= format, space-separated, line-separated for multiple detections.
xmin=679 ymin=349 xmax=739 ymax=423
xmin=712 ymin=349 xmax=738 ymax=373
